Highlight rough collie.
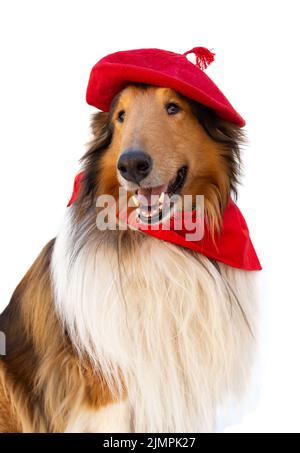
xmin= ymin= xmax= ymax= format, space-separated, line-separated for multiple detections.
xmin=0 ymin=85 xmax=258 ymax=432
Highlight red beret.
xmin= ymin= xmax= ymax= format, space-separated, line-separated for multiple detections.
xmin=86 ymin=47 xmax=245 ymax=127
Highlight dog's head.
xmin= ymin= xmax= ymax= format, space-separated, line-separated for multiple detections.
xmin=81 ymin=85 xmax=243 ymax=230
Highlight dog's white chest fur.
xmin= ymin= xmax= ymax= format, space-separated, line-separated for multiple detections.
xmin=65 ymin=401 xmax=131 ymax=433
xmin=51 ymin=211 xmax=258 ymax=432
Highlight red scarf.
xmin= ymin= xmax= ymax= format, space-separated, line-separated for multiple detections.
xmin=68 ymin=173 xmax=261 ymax=271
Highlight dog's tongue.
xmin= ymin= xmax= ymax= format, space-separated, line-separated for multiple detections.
xmin=136 ymin=184 xmax=168 ymax=206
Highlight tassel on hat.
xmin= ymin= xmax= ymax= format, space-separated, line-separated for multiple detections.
xmin=183 ymin=47 xmax=215 ymax=70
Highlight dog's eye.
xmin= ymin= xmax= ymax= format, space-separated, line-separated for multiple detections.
xmin=117 ymin=110 xmax=125 ymax=123
xmin=166 ymin=103 xmax=180 ymax=115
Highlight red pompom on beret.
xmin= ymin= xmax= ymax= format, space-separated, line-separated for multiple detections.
xmin=86 ymin=46 xmax=245 ymax=127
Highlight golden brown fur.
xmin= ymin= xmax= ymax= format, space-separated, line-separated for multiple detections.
xmin=0 ymin=241 xmax=117 ymax=432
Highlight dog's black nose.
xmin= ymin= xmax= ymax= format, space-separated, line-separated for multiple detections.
xmin=117 ymin=150 xmax=152 ymax=183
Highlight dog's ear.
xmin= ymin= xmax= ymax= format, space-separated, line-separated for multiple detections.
xmin=202 ymin=116 xmax=244 ymax=201
xmin=81 ymin=111 xmax=113 ymax=161
xmin=89 ymin=111 xmax=112 ymax=149
xmin=188 ymin=99 xmax=244 ymax=200
xmin=76 ymin=112 xmax=113 ymax=207
xmin=90 ymin=111 xmax=110 ymax=138
xmin=88 ymin=90 xmax=122 ymax=149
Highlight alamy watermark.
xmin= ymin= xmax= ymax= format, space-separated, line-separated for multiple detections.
xmin=95 ymin=188 xmax=205 ymax=242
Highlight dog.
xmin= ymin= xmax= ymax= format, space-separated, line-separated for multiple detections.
xmin=0 ymin=84 xmax=258 ymax=432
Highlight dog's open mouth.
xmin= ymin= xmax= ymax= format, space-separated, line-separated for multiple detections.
xmin=132 ymin=166 xmax=188 ymax=224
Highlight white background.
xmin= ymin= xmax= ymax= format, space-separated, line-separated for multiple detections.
xmin=0 ymin=0 xmax=299 ymax=433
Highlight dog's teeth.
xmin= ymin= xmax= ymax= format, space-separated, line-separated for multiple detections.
xmin=159 ymin=192 xmax=165 ymax=204
xmin=132 ymin=195 xmax=140 ymax=207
